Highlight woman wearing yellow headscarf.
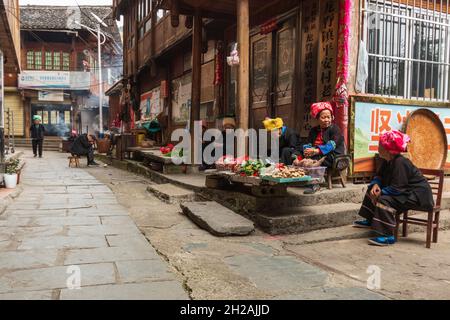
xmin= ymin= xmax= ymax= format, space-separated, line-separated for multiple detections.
xmin=263 ymin=117 xmax=301 ymax=165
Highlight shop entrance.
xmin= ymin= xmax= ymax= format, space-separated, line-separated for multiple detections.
xmin=250 ymin=16 xmax=296 ymax=129
xmin=31 ymin=104 xmax=72 ymax=137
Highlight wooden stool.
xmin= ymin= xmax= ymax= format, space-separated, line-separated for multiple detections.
xmin=68 ymin=155 xmax=80 ymax=168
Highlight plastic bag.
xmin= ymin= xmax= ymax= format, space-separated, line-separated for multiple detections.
xmin=227 ymin=43 xmax=240 ymax=66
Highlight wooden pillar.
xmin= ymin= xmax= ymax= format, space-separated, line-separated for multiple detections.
xmin=24 ymin=97 xmax=31 ymax=138
xmin=190 ymin=10 xmax=202 ymax=165
xmin=237 ymin=0 xmax=250 ymax=131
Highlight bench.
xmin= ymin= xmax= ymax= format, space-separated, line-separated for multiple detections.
xmin=68 ymin=155 xmax=81 ymax=168
xmin=140 ymin=150 xmax=188 ymax=174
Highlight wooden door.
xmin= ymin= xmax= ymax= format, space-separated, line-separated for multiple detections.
xmin=250 ymin=17 xmax=296 ymax=130
xmin=273 ymin=19 xmax=296 ymax=128
xmin=250 ymin=33 xmax=272 ymax=130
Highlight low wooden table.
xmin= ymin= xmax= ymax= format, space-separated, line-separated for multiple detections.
xmin=205 ymin=171 xmax=319 ymax=197
xmin=140 ymin=150 xmax=188 ymax=174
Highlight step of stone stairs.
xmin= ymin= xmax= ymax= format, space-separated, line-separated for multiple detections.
xmin=147 ymin=183 xmax=196 ymax=204
xmin=180 ymin=202 xmax=255 ymax=236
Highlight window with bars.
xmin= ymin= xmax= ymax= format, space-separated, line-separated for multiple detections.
xmin=361 ymin=0 xmax=450 ymax=102
xmin=45 ymin=52 xmax=53 ymax=70
xmin=26 ymin=51 xmax=34 ymax=69
xmin=63 ymin=53 xmax=70 ymax=71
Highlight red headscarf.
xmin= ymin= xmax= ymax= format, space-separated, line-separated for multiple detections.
xmin=379 ymin=130 xmax=410 ymax=154
xmin=310 ymin=102 xmax=334 ymax=119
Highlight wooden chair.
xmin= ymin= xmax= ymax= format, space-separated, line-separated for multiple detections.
xmin=326 ymin=155 xmax=351 ymax=189
xmin=394 ymin=168 xmax=444 ymax=249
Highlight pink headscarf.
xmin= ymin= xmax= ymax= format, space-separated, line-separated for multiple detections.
xmin=310 ymin=102 xmax=334 ymax=119
xmin=379 ymin=130 xmax=410 ymax=154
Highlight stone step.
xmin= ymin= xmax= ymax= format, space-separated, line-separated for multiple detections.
xmin=281 ymin=210 xmax=450 ymax=245
xmin=147 ymin=183 xmax=196 ymax=204
xmin=255 ymin=202 xmax=362 ymax=235
xmin=180 ymin=202 xmax=255 ymax=236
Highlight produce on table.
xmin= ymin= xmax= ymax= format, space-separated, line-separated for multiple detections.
xmin=236 ymin=159 xmax=266 ymax=177
xmin=160 ymin=144 xmax=183 ymax=157
xmin=269 ymin=166 xmax=306 ymax=179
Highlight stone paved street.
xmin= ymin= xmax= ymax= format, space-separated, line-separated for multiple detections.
xmin=0 ymin=150 xmax=188 ymax=300
xmin=4 ymin=150 xmax=450 ymax=300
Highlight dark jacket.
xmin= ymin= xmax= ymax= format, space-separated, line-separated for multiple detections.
xmin=376 ymin=155 xmax=434 ymax=210
xmin=280 ymin=127 xmax=302 ymax=151
xmin=307 ymin=124 xmax=345 ymax=156
xmin=70 ymin=134 xmax=92 ymax=155
xmin=30 ymin=124 xmax=45 ymax=140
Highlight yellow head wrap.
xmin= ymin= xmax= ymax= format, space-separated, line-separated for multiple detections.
xmin=263 ymin=118 xmax=284 ymax=131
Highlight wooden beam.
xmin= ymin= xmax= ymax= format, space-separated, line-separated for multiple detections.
xmin=237 ymin=0 xmax=249 ymax=131
xmin=190 ymin=10 xmax=202 ymax=164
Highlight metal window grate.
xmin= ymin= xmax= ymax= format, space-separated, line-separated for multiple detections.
xmin=361 ymin=0 xmax=450 ymax=102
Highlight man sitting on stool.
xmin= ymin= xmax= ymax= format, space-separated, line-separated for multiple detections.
xmin=70 ymin=133 xmax=100 ymax=166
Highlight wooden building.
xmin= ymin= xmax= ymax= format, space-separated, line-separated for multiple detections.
xmin=1 ymin=0 xmax=21 ymax=145
xmin=116 ymin=0 xmax=450 ymax=174
xmin=17 ymin=5 xmax=122 ymax=138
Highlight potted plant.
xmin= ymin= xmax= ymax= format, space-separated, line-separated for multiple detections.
xmin=4 ymin=158 xmax=20 ymax=189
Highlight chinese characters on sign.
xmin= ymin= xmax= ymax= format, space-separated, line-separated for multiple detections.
xmin=354 ymin=102 xmax=450 ymax=172
xmin=318 ymin=0 xmax=338 ymax=101
xmin=300 ymin=0 xmax=339 ymax=137
xmin=300 ymin=0 xmax=319 ymax=136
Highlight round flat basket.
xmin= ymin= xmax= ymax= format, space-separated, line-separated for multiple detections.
xmin=404 ymin=108 xmax=447 ymax=169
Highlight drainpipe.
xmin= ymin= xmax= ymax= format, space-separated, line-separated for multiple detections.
xmin=335 ymin=0 xmax=352 ymax=149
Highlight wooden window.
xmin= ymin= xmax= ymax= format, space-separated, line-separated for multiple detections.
xmin=26 ymin=51 xmax=34 ymax=69
xmin=45 ymin=52 xmax=53 ymax=70
xmin=63 ymin=53 xmax=70 ymax=71
xmin=53 ymin=52 xmax=61 ymax=70
xmin=35 ymin=51 xmax=42 ymax=70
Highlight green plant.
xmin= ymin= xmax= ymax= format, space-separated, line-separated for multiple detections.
xmin=5 ymin=158 xmax=20 ymax=175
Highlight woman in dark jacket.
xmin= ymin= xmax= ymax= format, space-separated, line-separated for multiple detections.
xmin=294 ymin=101 xmax=345 ymax=168
xmin=70 ymin=134 xmax=99 ymax=166
xmin=263 ymin=117 xmax=302 ymax=165
xmin=354 ymin=130 xmax=434 ymax=246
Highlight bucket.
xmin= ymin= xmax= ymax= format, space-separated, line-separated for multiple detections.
xmin=4 ymin=173 xmax=17 ymax=189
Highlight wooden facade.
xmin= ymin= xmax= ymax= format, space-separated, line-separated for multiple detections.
xmin=115 ymin=0 xmax=349 ymax=146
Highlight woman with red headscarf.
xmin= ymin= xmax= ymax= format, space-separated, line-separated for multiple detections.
xmin=354 ymin=130 xmax=434 ymax=246
xmin=294 ymin=101 xmax=345 ymax=194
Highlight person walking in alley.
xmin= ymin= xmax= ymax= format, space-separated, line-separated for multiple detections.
xmin=70 ymin=133 xmax=100 ymax=166
xmin=353 ymin=130 xmax=434 ymax=246
xmin=30 ymin=115 xmax=45 ymax=158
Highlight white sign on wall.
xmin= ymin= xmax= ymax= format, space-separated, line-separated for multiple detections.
xmin=19 ymin=71 xmax=90 ymax=90
xmin=38 ymin=91 xmax=64 ymax=102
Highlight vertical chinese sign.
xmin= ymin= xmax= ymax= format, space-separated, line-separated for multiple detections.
xmin=317 ymin=0 xmax=338 ymax=102
xmin=300 ymin=0 xmax=339 ymax=137
xmin=300 ymin=0 xmax=319 ymax=137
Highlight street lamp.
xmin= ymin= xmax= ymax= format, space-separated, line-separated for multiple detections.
xmin=75 ymin=14 xmax=107 ymax=136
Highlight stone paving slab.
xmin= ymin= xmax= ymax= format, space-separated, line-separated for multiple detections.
xmin=0 ymin=249 xmax=59 ymax=270
xmin=31 ymin=216 xmax=101 ymax=226
xmin=66 ymin=225 xmax=141 ymax=237
xmin=64 ymin=246 xmax=160 ymax=265
xmin=0 ymin=290 xmax=54 ymax=300
xmin=115 ymin=260 xmax=175 ymax=283
xmin=181 ymin=202 xmax=255 ymax=236
xmin=0 ymin=226 xmax=64 ymax=238
xmin=106 ymin=234 xmax=151 ymax=248
xmin=18 ymin=235 xmax=108 ymax=250
xmin=3 ymin=209 xmax=67 ymax=217
xmin=60 ymin=281 xmax=188 ymax=300
xmin=100 ymin=216 xmax=137 ymax=226
xmin=0 ymin=263 xmax=116 ymax=293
